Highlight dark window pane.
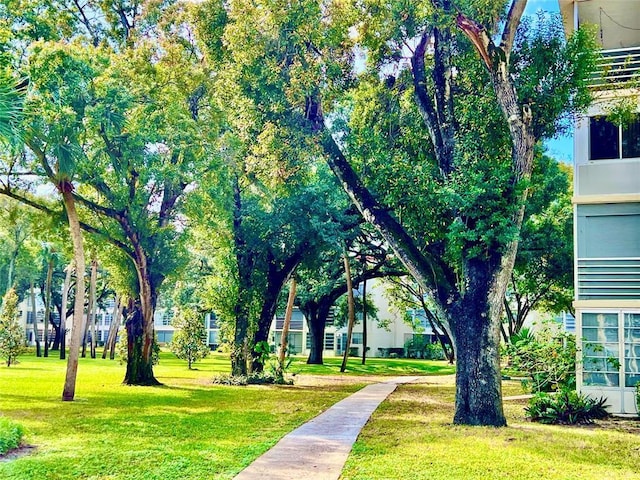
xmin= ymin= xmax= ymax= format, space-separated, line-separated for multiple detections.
xmin=622 ymin=113 xmax=640 ymax=158
xmin=590 ymin=116 xmax=619 ymax=160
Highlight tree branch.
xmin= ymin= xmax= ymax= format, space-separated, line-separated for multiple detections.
xmin=500 ymin=0 xmax=528 ymax=58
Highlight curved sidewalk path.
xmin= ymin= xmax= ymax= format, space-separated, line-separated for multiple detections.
xmin=234 ymin=376 xmax=418 ymax=480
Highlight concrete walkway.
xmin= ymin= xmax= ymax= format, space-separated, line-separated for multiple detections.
xmin=234 ymin=376 xmax=418 ymax=480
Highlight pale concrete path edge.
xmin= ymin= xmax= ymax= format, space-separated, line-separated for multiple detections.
xmin=233 ymin=376 xmax=418 ymax=480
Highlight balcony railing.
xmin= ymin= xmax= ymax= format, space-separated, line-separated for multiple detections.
xmin=577 ymin=257 xmax=640 ymax=299
xmin=591 ymin=46 xmax=640 ymax=90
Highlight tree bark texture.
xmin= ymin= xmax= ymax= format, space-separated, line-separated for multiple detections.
xmin=276 ymin=278 xmax=297 ymax=377
xmin=449 ymin=257 xmax=506 ymax=426
xmin=61 ymin=189 xmax=86 ymax=401
xmin=123 ymin=301 xmax=159 ymax=385
xmin=304 ymin=299 xmax=333 ymax=365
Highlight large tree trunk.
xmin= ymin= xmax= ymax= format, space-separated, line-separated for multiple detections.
xmin=122 ymin=256 xmax=160 ymax=385
xmin=304 ymin=303 xmax=321 ymax=365
xmin=123 ymin=299 xmax=159 ymax=385
xmin=450 ymin=257 xmax=506 ymax=426
xmin=250 ymin=254 xmax=300 ymax=372
xmin=305 ymin=299 xmax=335 ymax=365
xmin=251 ymin=267 xmax=285 ymax=373
xmin=43 ymin=257 xmax=53 ymax=357
xmin=61 ymin=189 xmax=86 ymax=402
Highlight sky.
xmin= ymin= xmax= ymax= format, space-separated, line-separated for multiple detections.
xmin=523 ymin=0 xmax=574 ymax=163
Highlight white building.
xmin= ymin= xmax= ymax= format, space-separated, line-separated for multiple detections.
xmin=271 ymin=279 xmax=440 ymax=358
xmin=560 ymin=0 xmax=640 ymax=414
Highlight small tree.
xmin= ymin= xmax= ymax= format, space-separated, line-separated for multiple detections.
xmin=169 ymin=309 xmax=210 ymax=370
xmin=0 ymin=288 xmax=25 ymax=366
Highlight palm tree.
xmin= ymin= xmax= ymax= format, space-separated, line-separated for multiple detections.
xmin=0 ymin=70 xmax=23 ymax=147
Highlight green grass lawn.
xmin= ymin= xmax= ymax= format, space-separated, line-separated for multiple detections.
xmin=340 ymin=380 xmax=640 ymax=480
xmin=5 ymin=351 xmax=635 ymax=480
xmin=289 ymin=355 xmax=456 ymax=376
xmin=0 ymin=351 xmax=366 ymax=479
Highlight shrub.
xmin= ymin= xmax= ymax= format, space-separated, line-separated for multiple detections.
xmin=0 ymin=417 xmax=24 ymax=455
xmin=211 ymin=372 xmax=293 ymax=386
xmin=526 ymin=390 xmax=608 ymax=425
xmin=506 ymin=322 xmax=576 ymax=393
xmin=636 ymin=382 xmax=640 ymax=415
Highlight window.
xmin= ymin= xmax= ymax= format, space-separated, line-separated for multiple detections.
xmin=582 ymin=313 xmax=620 ymax=387
xmin=351 ymin=332 xmax=363 ymax=345
xmin=624 ymin=313 xmax=640 ymax=387
xmin=156 ymin=331 xmax=173 ymax=343
xmin=582 ymin=311 xmax=640 ymax=388
xmin=208 ymin=330 xmax=218 ymax=346
xmin=590 ymin=114 xmax=640 ymax=160
xmin=161 ymin=310 xmax=174 ymax=326
xmin=104 ymin=314 xmax=112 ymax=326
xmin=324 ymin=332 xmax=335 ymax=350
xmin=208 ymin=313 xmax=218 ymax=329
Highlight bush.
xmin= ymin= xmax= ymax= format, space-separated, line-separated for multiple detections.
xmin=506 ymin=322 xmax=576 ymax=393
xmin=0 ymin=417 xmax=24 ymax=455
xmin=211 ymin=372 xmax=293 ymax=386
xmin=526 ymin=390 xmax=609 ymax=425
xmin=636 ymin=382 xmax=640 ymax=415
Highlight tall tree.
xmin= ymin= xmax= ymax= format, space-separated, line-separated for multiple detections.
xmin=217 ymin=0 xmax=597 ymax=425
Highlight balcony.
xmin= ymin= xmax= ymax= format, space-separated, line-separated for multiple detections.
xmin=591 ymin=46 xmax=640 ymax=90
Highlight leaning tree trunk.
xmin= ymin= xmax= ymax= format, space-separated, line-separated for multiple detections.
xmin=61 ymin=188 xmax=86 ymax=402
xmin=109 ymin=301 xmax=123 ymax=360
xmin=276 ymin=278 xmax=297 ymax=379
xmin=340 ymin=251 xmax=356 ymax=373
xmin=449 ymin=257 xmax=506 ymax=426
